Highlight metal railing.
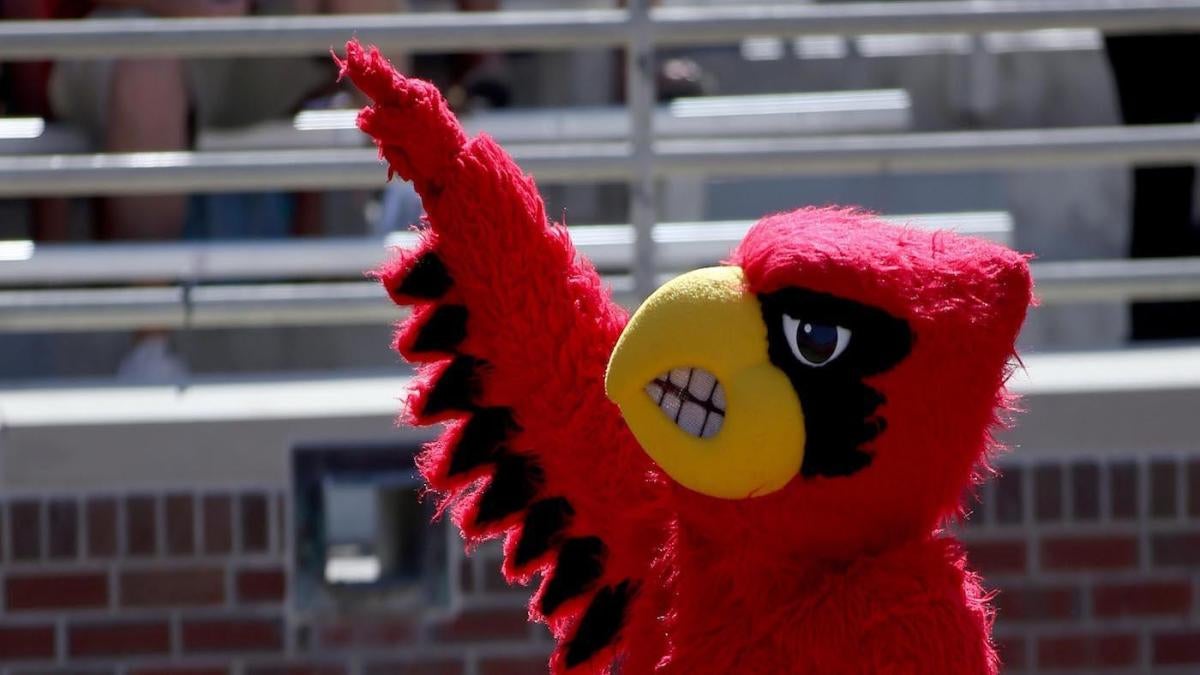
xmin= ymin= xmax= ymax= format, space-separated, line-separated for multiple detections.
xmin=0 ymin=213 xmax=1012 ymax=286
xmin=9 ymin=123 xmax=1200 ymax=197
xmin=0 ymin=89 xmax=913 ymax=154
xmin=5 ymin=1 xmax=1200 ymax=315
xmin=3 ymin=1 xmax=1200 ymax=60
xmin=5 ymin=257 xmax=1200 ymax=332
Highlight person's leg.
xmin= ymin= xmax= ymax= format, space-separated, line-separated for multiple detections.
xmin=1105 ymin=34 xmax=1200 ymax=340
xmin=101 ymin=58 xmax=192 ymax=380
xmin=100 ymin=58 xmax=189 ymax=240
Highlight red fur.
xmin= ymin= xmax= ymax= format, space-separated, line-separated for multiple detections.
xmin=342 ymin=41 xmax=667 ymax=675
xmin=343 ymin=41 xmax=1032 ymax=675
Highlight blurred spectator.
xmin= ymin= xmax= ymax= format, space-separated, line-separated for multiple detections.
xmin=0 ymin=0 xmax=73 ymax=240
xmin=442 ymin=0 xmax=512 ymax=112
xmin=1106 ymin=34 xmax=1200 ymax=340
xmin=3 ymin=0 xmax=399 ymax=379
xmin=46 ymin=0 xmax=398 ymax=242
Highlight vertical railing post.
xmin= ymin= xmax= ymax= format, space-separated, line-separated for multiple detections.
xmin=626 ymin=0 xmax=657 ymax=300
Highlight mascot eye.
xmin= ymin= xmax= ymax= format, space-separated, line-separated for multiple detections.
xmin=782 ymin=315 xmax=851 ymax=367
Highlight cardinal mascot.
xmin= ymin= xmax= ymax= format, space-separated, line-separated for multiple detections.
xmin=340 ymin=40 xmax=1033 ymax=675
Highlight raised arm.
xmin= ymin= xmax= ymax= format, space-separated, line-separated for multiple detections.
xmin=340 ymin=41 xmax=669 ymax=673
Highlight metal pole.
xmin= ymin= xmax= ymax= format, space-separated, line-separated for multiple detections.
xmin=6 ymin=258 xmax=1200 ymax=332
xmin=6 ymin=2 xmax=1200 ymax=60
xmin=0 ymin=213 xmax=1009 ymax=286
xmin=0 ymin=10 xmax=629 ymax=60
xmin=627 ymin=0 xmax=657 ymax=300
xmin=649 ymin=0 xmax=1200 ymax=45
xmin=14 ymin=124 xmax=1200 ymax=196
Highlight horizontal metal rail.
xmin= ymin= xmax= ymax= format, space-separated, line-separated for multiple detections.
xmin=1 ymin=89 xmax=910 ymax=155
xmin=281 ymin=89 xmax=912 ymax=144
xmin=2 ymin=257 xmax=1199 ymax=332
xmin=649 ymin=0 xmax=1200 ymax=45
xmin=1033 ymin=258 xmax=1200 ymax=304
xmin=5 ymin=124 xmax=1200 ymax=197
xmin=2 ymin=1 xmax=1200 ymax=60
xmin=0 ymin=212 xmax=1011 ymax=286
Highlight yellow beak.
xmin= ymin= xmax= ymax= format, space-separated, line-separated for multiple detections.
xmin=605 ymin=266 xmax=806 ymax=499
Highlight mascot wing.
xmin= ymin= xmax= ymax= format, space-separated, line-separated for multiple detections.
xmin=341 ymin=41 xmax=670 ymax=674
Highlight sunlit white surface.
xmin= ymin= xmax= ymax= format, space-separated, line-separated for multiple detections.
xmin=669 ymin=90 xmax=910 ymax=117
xmin=294 ymin=109 xmax=358 ymax=131
xmin=325 ymin=555 xmax=382 ymax=584
xmin=0 ymin=240 xmax=34 ymax=262
xmin=0 ymin=375 xmax=409 ymax=427
xmin=0 ymin=117 xmax=44 ymax=140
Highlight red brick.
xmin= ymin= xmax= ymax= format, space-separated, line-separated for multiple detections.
xmin=6 ymin=572 xmax=108 ymax=610
xmin=1040 ymin=535 xmax=1137 ymax=571
xmin=1188 ymin=459 xmax=1200 ymax=517
xmin=993 ymin=467 xmax=1023 ymax=524
xmin=244 ymin=665 xmax=346 ymax=675
xmin=1152 ymin=531 xmax=1200 ymax=566
xmin=46 ymin=500 xmax=78 ymax=559
xmin=165 ymin=494 xmax=196 ymax=556
xmin=86 ymin=498 xmax=118 ymax=558
xmin=202 ymin=495 xmax=233 ymax=554
xmin=1108 ymin=462 xmax=1139 ymax=519
xmin=127 ymin=495 xmax=158 ymax=556
xmin=995 ymin=636 xmax=1026 ymax=671
xmin=994 ymin=585 xmax=1080 ymax=622
xmin=276 ymin=493 xmax=287 ymax=552
xmin=1037 ymin=633 xmax=1138 ymax=669
xmin=963 ymin=538 xmax=1027 ymax=574
xmin=120 ymin=568 xmax=224 ymax=607
xmin=241 ymin=493 xmax=269 ymax=553
xmin=128 ymin=668 xmax=229 ymax=675
xmin=479 ymin=656 xmax=551 ymax=675
xmin=362 ymin=660 xmax=464 ymax=675
xmin=1093 ymin=580 xmax=1191 ymax=617
xmin=459 ymin=557 xmax=475 ymax=593
xmin=10 ymin=500 xmax=42 ymax=560
xmin=317 ymin=618 xmax=416 ymax=648
xmin=429 ymin=609 xmax=529 ymax=643
xmin=1153 ymin=630 xmax=1200 ymax=665
xmin=1069 ymin=462 xmax=1100 ymax=521
xmin=69 ymin=621 xmax=170 ymax=657
xmin=1033 ymin=465 xmax=1063 ymax=521
xmin=182 ymin=618 xmax=283 ymax=653
xmin=237 ymin=567 xmax=286 ymax=604
xmin=0 ymin=624 xmax=56 ymax=660
xmin=10 ymin=662 xmax=113 ymax=667
xmin=1151 ymin=460 xmax=1179 ymax=518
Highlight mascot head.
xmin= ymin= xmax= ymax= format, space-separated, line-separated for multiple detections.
xmin=606 ymin=207 xmax=1032 ymax=557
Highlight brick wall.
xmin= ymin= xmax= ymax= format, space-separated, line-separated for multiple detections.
xmin=0 ymin=488 xmax=550 ymax=675
xmin=959 ymin=455 xmax=1200 ymax=673
xmin=2 ymin=454 xmax=1198 ymax=674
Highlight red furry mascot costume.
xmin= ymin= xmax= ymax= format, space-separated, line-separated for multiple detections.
xmin=341 ymin=40 xmax=1033 ymax=675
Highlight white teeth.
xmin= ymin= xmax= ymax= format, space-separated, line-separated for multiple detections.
xmin=668 ymin=368 xmax=690 ymax=387
xmin=711 ymin=383 xmax=726 ymax=411
xmin=678 ymin=401 xmax=707 ymax=436
xmin=660 ymin=386 xmax=682 ymax=419
xmin=645 ymin=367 xmax=726 ymax=440
xmin=687 ymin=369 xmax=717 ymax=399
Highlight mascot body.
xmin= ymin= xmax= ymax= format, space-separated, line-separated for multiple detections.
xmin=341 ymin=41 xmax=1032 ymax=675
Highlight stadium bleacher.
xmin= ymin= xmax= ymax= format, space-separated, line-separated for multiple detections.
xmin=3 ymin=3 xmax=1200 ymax=673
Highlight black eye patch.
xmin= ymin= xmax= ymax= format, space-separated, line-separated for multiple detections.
xmin=758 ymin=288 xmax=913 ymax=478
xmin=760 ymin=288 xmax=912 ymax=377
